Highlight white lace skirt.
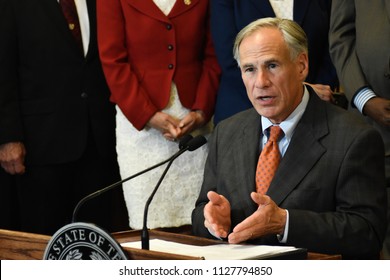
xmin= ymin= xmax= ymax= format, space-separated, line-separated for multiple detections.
xmin=116 ymin=87 xmax=212 ymax=229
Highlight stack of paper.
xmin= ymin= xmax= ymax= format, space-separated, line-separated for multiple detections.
xmin=122 ymin=239 xmax=299 ymax=260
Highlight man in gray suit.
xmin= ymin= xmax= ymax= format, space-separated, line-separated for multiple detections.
xmin=192 ymin=18 xmax=387 ymax=259
xmin=329 ymin=0 xmax=390 ymax=259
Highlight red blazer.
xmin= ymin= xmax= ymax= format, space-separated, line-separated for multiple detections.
xmin=97 ymin=0 xmax=221 ymax=130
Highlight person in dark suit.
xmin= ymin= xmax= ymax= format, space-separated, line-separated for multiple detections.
xmin=192 ymin=17 xmax=387 ymax=259
xmin=211 ymin=0 xmax=339 ymax=125
xmin=0 ymin=0 xmax=128 ymax=235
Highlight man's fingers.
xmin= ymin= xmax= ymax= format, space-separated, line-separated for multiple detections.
xmin=1 ymin=161 xmax=25 ymax=175
xmin=250 ymin=192 xmax=270 ymax=206
xmin=13 ymin=162 xmax=26 ymax=174
xmin=207 ymin=191 xmax=224 ymax=204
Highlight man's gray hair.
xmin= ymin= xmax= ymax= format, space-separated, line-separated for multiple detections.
xmin=233 ymin=17 xmax=308 ymax=66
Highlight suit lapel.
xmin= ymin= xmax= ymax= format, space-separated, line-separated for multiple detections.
xmin=170 ymin=0 xmax=200 ymax=18
xmin=126 ymin=0 xmax=200 ymax=20
xmin=42 ymin=0 xmax=85 ymax=57
xmin=293 ymin=0 xmax=310 ymax=25
xmin=267 ymin=89 xmax=328 ymax=205
xmin=42 ymin=0 xmax=70 ymax=36
xmin=233 ymin=109 xmax=262 ymax=216
xmin=249 ymin=0 xmax=275 ymax=17
xmin=125 ymin=0 xmax=170 ymax=22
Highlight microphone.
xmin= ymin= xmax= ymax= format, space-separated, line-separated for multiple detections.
xmin=141 ymin=135 xmax=207 ymax=250
xmin=72 ymin=134 xmax=195 ymax=223
xmin=178 ymin=134 xmax=193 ymax=149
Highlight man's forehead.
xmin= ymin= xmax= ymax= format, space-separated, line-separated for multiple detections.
xmin=239 ymin=29 xmax=288 ymax=62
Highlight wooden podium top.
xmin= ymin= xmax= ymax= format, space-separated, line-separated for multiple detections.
xmin=0 ymin=228 xmax=340 ymax=260
xmin=0 ymin=229 xmax=51 ymax=260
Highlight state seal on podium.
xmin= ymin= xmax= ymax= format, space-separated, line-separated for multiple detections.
xmin=43 ymin=222 xmax=128 ymax=260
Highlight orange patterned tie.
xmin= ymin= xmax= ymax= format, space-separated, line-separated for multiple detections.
xmin=256 ymin=125 xmax=283 ymax=194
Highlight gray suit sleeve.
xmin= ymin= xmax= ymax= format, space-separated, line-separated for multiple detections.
xmin=329 ymin=0 xmax=368 ymax=101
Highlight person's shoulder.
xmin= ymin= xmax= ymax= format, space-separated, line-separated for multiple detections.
xmin=326 ymin=102 xmax=369 ymax=128
xmin=217 ymin=108 xmax=258 ymax=129
xmin=211 ymin=108 xmax=258 ymax=140
xmin=307 ymin=88 xmax=369 ymax=131
xmin=325 ymin=102 xmax=383 ymax=142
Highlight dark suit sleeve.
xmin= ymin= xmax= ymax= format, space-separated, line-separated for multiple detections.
xmin=210 ymin=0 xmax=251 ymax=124
xmin=329 ymin=0 xmax=367 ymax=101
xmin=301 ymin=0 xmax=338 ymax=89
xmin=210 ymin=0 xmax=239 ymax=74
xmin=0 ymin=0 xmax=23 ymax=145
xmin=287 ymin=127 xmax=387 ymax=258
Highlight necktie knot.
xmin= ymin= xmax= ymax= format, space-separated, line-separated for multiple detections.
xmin=268 ymin=125 xmax=283 ymax=142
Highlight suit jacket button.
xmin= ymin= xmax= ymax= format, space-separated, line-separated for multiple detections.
xmin=166 ymin=24 xmax=172 ymax=30
xmin=168 ymin=44 xmax=174 ymax=51
xmin=168 ymin=64 xmax=174 ymax=69
xmin=81 ymin=92 xmax=88 ymax=98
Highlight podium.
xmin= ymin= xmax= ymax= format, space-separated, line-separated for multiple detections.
xmin=0 ymin=228 xmax=340 ymax=260
xmin=0 ymin=229 xmax=51 ymax=260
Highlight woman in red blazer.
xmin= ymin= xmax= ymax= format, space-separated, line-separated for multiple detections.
xmin=97 ymin=0 xmax=220 ymax=230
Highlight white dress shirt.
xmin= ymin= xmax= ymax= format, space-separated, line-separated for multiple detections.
xmin=269 ymin=0 xmax=294 ymax=20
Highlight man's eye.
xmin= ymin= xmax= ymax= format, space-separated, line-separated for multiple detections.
xmin=268 ymin=63 xmax=277 ymax=69
xmin=244 ymin=67 xmax=254 ymax=73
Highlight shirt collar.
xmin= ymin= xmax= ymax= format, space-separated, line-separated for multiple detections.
xmin=261 ymin=85 xmax=309 ymax=140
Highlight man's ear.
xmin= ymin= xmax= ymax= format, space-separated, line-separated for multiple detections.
xmin=297 ymin=52 xmax=309 ymax=78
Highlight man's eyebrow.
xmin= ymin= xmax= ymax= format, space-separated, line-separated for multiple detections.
xmin=241 ymin=58 xmax=279 ymax=68
xmin=241 ymin=62 xmax=254 ymax=69
xmin=263 ymin=58 xmax=279 ymax=64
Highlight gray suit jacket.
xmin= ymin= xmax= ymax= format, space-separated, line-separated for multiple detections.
xmin=329 ymin=0 xmax=390 ymax=159
xmin=192 ymin=88 xmax=387 ymax=258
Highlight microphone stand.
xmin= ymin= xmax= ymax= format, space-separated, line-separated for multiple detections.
xmin=72 ymin=135 xmax=193 ymax=223
xmin=72 ymin=149 xmax=186 ymax=223
xmin=141 ymin=148 xmax=188 ymax=250
xmin=140 ymin=135 xmax=207 ymax=250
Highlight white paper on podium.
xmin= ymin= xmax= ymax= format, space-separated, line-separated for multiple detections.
xmin=121 ymin=239 xmax=298 ymax=260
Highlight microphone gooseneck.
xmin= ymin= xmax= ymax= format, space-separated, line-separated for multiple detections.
xmin=72 ymin=136 xmax=194 ymax=224
xmin=141 ymin=135 xmax=207 ymax=250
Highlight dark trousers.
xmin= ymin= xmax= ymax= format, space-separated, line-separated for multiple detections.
xmin=383 ymin=188 xmax=390 ymax=259
xmin=0 ymin=168 xmax=20 ymax=231
xmin=17 ymin=135 xmax=128 ymax=235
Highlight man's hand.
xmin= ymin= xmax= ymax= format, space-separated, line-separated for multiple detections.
xmin=204 ymin=191 xmax=231 ymax=238
xmin=363 ymin=97 xmax=390 ymax=127
xmin=304 ymin=82 xmax=335 ymax=103
xmin=0 ymin=142 xmax=26 ymax=175
xmin=228 ymin=193 xmax=286 ymax=244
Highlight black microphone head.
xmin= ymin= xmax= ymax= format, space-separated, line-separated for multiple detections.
xmin=178 ymin=134 xmax=194 ymax=150
xmin=187 ymin=135 xmax=207 ymax=151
